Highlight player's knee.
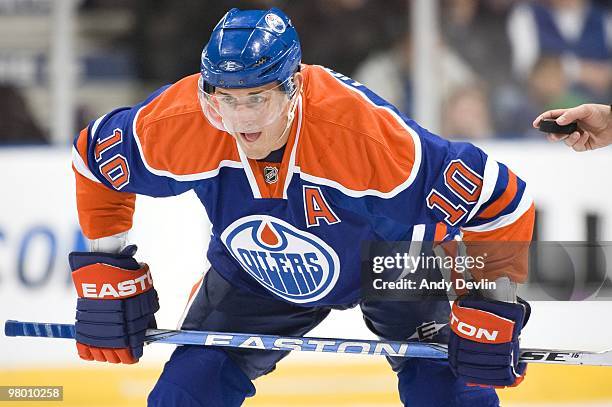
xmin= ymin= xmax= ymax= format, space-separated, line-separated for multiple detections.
xmin=396 ymin=359 xmax=499 ymax=407
xmin=148 ymin=346 xmax=255 ymax=407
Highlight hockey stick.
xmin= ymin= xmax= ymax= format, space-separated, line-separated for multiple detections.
xmin=5 ymin=320 xmax=612 ymax=366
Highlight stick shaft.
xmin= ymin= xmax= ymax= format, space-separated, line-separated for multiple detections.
xmin=5 ymin=320 xmax=612 ymax=366
xmin=5 ymin=320 xmax=446 ymax=359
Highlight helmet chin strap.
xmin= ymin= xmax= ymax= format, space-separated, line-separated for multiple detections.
xmin=269 ymin=85 xmax=302 ymax=148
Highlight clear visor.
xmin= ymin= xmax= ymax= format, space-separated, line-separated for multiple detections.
xmin=198 ymin=76 xmax=297 ymax=134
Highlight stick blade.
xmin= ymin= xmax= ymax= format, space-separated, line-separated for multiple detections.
xmin=520 ymin=347 xmax=612 ymax=366
xmin=579 ymin=348 xmax=612 ymax=366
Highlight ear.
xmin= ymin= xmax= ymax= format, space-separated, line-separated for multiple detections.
xmin=292 ymin=72 xmax=303 ymax=94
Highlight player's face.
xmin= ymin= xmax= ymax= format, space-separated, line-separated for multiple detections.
xmin=199 ymin=74 xmax=302 ymax=160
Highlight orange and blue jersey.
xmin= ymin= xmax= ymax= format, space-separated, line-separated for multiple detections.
xmin=72 ymin=64 xmax=534 ymax=306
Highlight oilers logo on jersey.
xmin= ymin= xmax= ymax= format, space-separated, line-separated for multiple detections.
xmin=221 ymin=215 xmax=340 ymax=303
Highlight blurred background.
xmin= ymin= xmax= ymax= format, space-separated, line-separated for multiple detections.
xmin=0 ymin=0 xmax=611 ymax=406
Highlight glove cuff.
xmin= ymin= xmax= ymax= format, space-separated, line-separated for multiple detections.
xmin=72 ymin=263 xmax=153 ymax=299
xmin=450 ymin=300 xmax=517 ymax=344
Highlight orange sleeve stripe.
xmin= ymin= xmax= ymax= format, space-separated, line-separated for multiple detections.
xmin=464 ymin=203 xmax=535 ymax=242
xmin=187 ymin=276 xmax=204 ymax=304
xmin=73 ymin=165 xmax=136 ymax=239
xmin=478 ymin=171 xmax=518 ymax=220
xmin=462 ymin=203 xmax=535 ymax=283
xmin=434 ymin=223 xmax=448 ymax=242
xmin=76 ymin=128 xmax=89 ymax=167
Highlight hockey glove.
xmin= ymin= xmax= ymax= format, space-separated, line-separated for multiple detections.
xmin=69 ymin=245 xmax=159 ymax=364
xmin=448 ymin=295 xmax=530 ymax=387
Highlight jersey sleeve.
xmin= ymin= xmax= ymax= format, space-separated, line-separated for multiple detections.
xmin=412 ymin=122 xmax=535 ymax=283
xmin=71 ymin=87 xmax=195 ymax=239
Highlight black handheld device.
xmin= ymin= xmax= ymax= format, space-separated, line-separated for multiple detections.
xmin=538 ymin=119 xmax=578 ymax=134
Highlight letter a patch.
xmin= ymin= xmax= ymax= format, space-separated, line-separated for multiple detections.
xmin=303 ymin=186 xmax=340 ymax=227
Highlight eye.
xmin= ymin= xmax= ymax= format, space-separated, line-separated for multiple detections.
xmin=247 ymin=95 xmax=267 ymax=106
xmin=218 ymin=95 xmax=237 ymax=106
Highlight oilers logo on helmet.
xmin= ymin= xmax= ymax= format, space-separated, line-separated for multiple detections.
xmin=221 ymin=215 xmax=340 ymax=303
xmin=218 ymin=60 xmax=245 ymax=72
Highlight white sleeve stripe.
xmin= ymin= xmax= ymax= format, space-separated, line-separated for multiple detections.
xmin=397 ymin=225 xmax=425 ymax=280
xmin=295 ymin=170 xmax=418 ymax=198
xmin=466 ymin=158 xmax=499 ymax=223
xmin=90 ymin=114 xmax=107 ymax=139
xmin=71 ymin=146 xmax=101 ymax=183
xmin=461 ymin=187 xmax=533 ymax=233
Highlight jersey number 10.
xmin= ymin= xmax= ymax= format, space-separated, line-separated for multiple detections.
xmin=426 ymin=160 xmax=482 ymax=226
xmin=94 ymin=129 xmax=130 ymax=190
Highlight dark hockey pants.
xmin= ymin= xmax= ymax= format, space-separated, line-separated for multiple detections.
xmin=147 ymin=267 xmax=499 ymax=406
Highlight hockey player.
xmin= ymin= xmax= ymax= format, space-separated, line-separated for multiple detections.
xmin=70 ymin=8 xmax=534 ymax=406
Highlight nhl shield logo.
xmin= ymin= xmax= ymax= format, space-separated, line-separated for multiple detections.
xmin=264 ymin=166 xmax=278 ymax=184
xmin=221 ymin=215 xmax=340 ymax=303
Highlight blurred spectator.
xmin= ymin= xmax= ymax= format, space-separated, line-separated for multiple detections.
xmin=286 ymin=0 xmax=406 ymax=76
xmin=507 ymin=0 xmax=611 ymax=102
xmin=72 ymin=0 xmax=611 ymax=141
xmin=496 ymin=56 xmax=587 ymax=137
xmin=129 ymin=0 xmax=275 ymax=83
xmin=441 ymin=0 xmax=527 ymax=137
xmin=353 ymin=31 xmax=476 ymax=116
xmin=0 ymin=85 xmax=47 ymax=144
xmin=441 ymin=0 xmax=515 ymax=90
xmin=528 ymin=56 xmax=587 ymax=112
xmin=442 ymin=84 xmax=494 ymax=139
xmin=352 ymin=34 xmax=413 ymax=114
xmin=575 ymin=58 xmax=611 ymax=102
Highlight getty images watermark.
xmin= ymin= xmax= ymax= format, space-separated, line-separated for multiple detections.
xmin=362 ymin=241 xmax=612 ymax=301
xmin=360 ymin=240 xmax=513 ymax=301
xmin=370 ymin=250 xmax=494 ymax=292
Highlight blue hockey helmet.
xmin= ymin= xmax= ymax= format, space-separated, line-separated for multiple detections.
xmin=200 ymin=8 xmax=301 ymax=91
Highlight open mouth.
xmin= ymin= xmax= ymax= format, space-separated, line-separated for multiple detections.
xmin=240 ymin=132 xmax=262 ymax=143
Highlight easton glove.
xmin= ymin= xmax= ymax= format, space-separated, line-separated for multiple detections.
xmin=69 ymin=245 xmax=159 ymax=364
xmin=448 ymin=295 xmax=530 ymax=387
